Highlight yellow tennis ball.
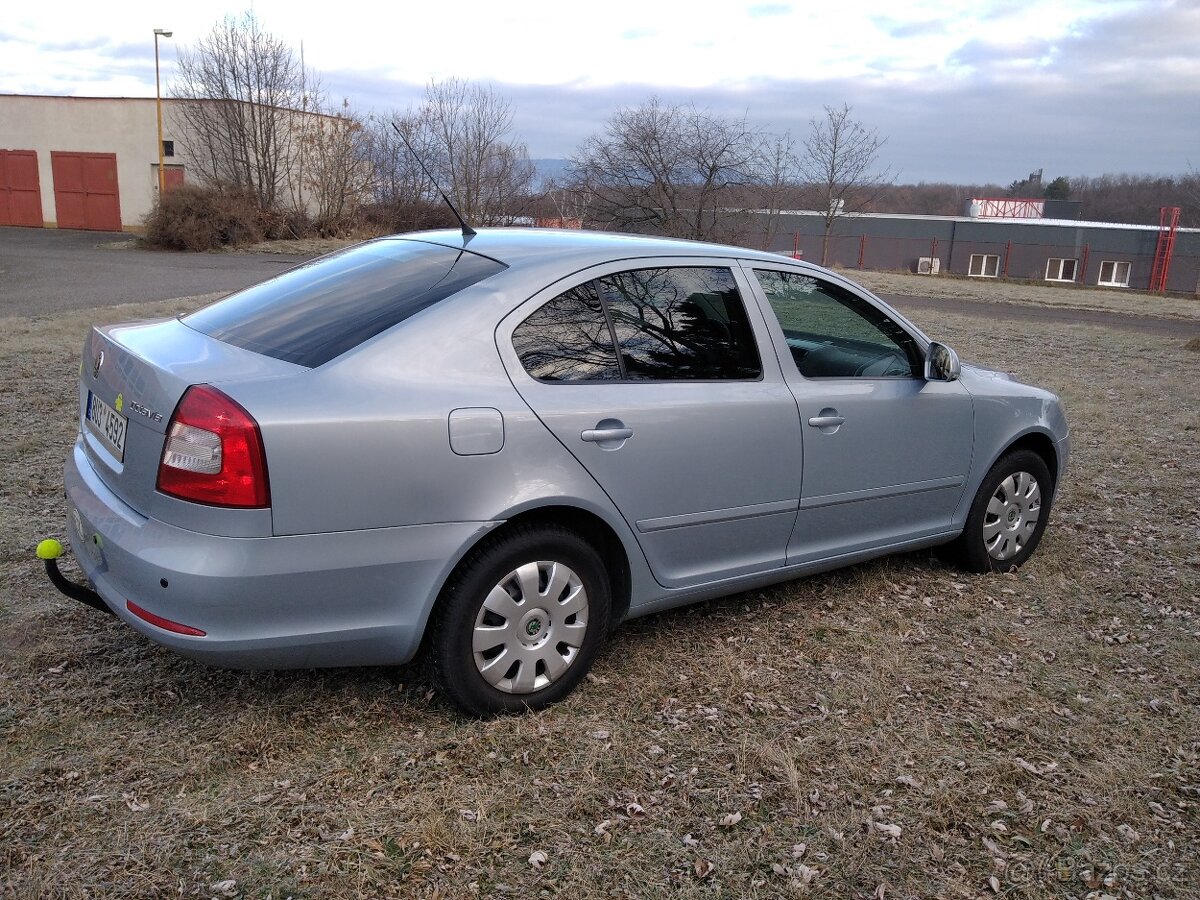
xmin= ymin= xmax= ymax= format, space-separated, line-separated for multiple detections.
xmin=36 ymin=539 xmax=64 ymax=560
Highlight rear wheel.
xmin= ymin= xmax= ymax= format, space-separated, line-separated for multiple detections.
xmin=428 ymin=524 xmax=610 ymax=717
xmin=949 ymin=449 xmax=1053 ymax=573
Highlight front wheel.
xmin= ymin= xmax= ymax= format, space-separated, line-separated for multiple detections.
xmin=949 ymin=449 xmax=1053 ymax=573
xmin=428 ymin=524 xmax=611 ymax=717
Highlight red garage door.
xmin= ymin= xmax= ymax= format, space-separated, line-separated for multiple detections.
xmin=51 ymin=151 xmax=121 ymax=231
xmin=0 ymin=150 xmax=44 ymax=227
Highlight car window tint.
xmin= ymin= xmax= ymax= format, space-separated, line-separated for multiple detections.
xmin=597 ymin=267 xmax=761 ymax=380
xmin=754 ymin=270 xmax=921 ymax=378
xmin=513 ymin=282 xmax=622 ymax=381
xmin=184 ymin=239 xmax=506 ymax=368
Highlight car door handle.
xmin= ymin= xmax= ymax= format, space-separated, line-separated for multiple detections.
xmin=582 ymin=427 xmax=634 ymax=442
xmin=807 ymin=415 xmax=845 ymax=428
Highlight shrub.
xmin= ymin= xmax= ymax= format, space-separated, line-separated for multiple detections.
xmin=143 ymin=185 xmax=269 ymax=251
xmin=358 ymin=200 xmax=458 ymax=235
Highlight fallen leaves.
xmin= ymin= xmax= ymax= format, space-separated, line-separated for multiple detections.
xmin=873 ymin=822 xmax=902 ymax=840
xmin=122 ymin=793 xmax=149 ymax=813
xmin=1014 ymin=757 xmax=1059 ymax=777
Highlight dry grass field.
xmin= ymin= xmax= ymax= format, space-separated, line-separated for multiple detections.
xmin=841 ymin=269 xmax=1200 ymax=322
xmin=1 ymin=290 xmax=1197 ymax=899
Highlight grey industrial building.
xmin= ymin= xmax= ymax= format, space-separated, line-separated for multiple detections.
xmin=766 ymin=209 xmax=1199 ymax=295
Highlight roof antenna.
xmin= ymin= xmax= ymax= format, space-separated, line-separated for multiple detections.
xmin=391 ymin=121 xmax=476 ymax=238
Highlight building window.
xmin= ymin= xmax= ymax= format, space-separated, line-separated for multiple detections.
xmin=1045 ymin=258 xmax=1078 ymax=282
xmin=1097 ymin=261 xmax=1131 ymax=287
xmin=162 ymin=140 xmax=174 ymax=158
xmin=968 ymin=254 xmax=999 ymax=278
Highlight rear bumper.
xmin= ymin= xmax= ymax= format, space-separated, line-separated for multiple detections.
xmin=64 ymin=439 xmax=494 ymax=669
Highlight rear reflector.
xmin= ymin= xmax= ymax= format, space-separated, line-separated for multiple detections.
xmin=157 ymin=385 xmax=270 ymax=508
xmin=126 ymin=600 xmax=207 ymax=637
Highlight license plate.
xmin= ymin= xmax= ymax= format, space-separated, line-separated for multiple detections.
xmin=86 ymin=391 xmax=128 ymax=461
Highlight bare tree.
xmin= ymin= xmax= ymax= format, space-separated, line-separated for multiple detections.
xmin=420 ymin=79 xmax=535 ymax=225
xmin=543 ymin=177 xmax=591 ymax=227
xmin=171 ymin=12 xmax=306 ymax=209
xmin=365 ymin=80 xmax=534 ymax=226
xmin=366 ymin=111 xmax=439 ymax=207
xmin=798 ymin=103 xmax=893 ymax=264
xmin=756 ymin=132 xmax=801 ymax=249
xmin=299 ymin=98 xmax=373 ymax=224
xmin=570 ymin=98 xmax=767 ymax=242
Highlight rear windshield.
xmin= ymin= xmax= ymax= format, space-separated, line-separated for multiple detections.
xmin=183 ymin=239 xmax=507 ymax=367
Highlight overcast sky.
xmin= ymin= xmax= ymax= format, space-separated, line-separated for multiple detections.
xmin=2 ymin=0 xmax=1196 ymax=183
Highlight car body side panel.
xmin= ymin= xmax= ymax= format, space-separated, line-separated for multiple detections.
xmin=228 ymin=283 xmax=650 ymax=540
xmin=492 ymin=257 xmax=805 ymax=589
xmin=735 ymin=260 xmax=976 ymax=563
xmin=784 ymin=376 xmax=974 ymax=563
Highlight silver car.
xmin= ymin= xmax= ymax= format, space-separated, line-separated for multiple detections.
xmin=52 ymin=229 xmax=1069 ymax=715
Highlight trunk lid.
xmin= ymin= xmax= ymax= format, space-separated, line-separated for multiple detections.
xmin=79 ymin=317 xmax=303 ymax=521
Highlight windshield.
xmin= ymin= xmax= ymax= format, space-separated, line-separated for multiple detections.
xmin=184 ymin=239 xmax=506 ymax=367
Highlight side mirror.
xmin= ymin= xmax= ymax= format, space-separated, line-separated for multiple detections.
xmin=925 ymin=341 xmax=960 ymax=382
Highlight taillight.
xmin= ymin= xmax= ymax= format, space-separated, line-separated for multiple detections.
xmin=157 ymin=385 xmax=270 ymax=508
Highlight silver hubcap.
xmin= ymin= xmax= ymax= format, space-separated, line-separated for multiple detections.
xmin=982 ymin=471 xmax=1042 ymax=561
xmin=472 ymin=561 xmax=589 ymax=694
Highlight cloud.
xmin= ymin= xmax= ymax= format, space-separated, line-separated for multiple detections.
xmin=4 ymin=0 xmax=1196 ymax=183
xmin=947 ymin=0 xmax=1200 ymax=85
xmin=337 ymin=75 xmax=1195 ymax=182
xmin=947 ymin=36 xmax=1058 ymax=74
xmin=871 ymin=16 xmax=950 ymax=39
xmin=747 ymin=4 xmax=792 ymax=16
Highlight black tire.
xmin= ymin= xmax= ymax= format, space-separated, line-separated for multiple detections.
xmin=948 ymin=449 xmax=1053 ymax=574
xmin=428 ymin=524 xmax=611 ymax=717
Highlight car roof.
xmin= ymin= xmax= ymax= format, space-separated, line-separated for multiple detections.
xmin=382 ymin=227 xmax=798 ymax=270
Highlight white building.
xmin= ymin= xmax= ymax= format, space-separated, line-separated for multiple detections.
xmin=0 ymin=95 xmax=189 ymax=232
xmin=1 ymin=94 xmax=337 ymax=232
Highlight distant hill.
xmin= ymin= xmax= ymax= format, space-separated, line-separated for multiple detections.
xmin=530 ymin=158 xmax=571 ymax=190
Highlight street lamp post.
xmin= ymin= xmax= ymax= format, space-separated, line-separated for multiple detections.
xmin=153 ymin=28 xmax=173 ymax=198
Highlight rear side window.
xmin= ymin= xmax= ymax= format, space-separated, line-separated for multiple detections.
xmin=512 ymin=282 xmax=622 ymax=381
xmin=514 ymin=266 xmax=761 ymax=382
xmin=599 ymin=268 xmax=760 ymax=380
xmin=184 ymin=239 xmax=506 ymax=367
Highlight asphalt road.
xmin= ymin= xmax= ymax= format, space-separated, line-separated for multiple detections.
xmin=1 ymin=226 xmax=1195 ymax=339
xmin=0 ymin=227 xmax=309 ymax=316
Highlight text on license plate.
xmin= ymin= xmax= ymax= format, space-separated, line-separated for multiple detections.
xmin=86 ymin=391 xmax=127 ymax=461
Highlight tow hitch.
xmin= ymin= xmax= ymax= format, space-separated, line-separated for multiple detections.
xmin=36 ymin=539 xmax=114 ymax=616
